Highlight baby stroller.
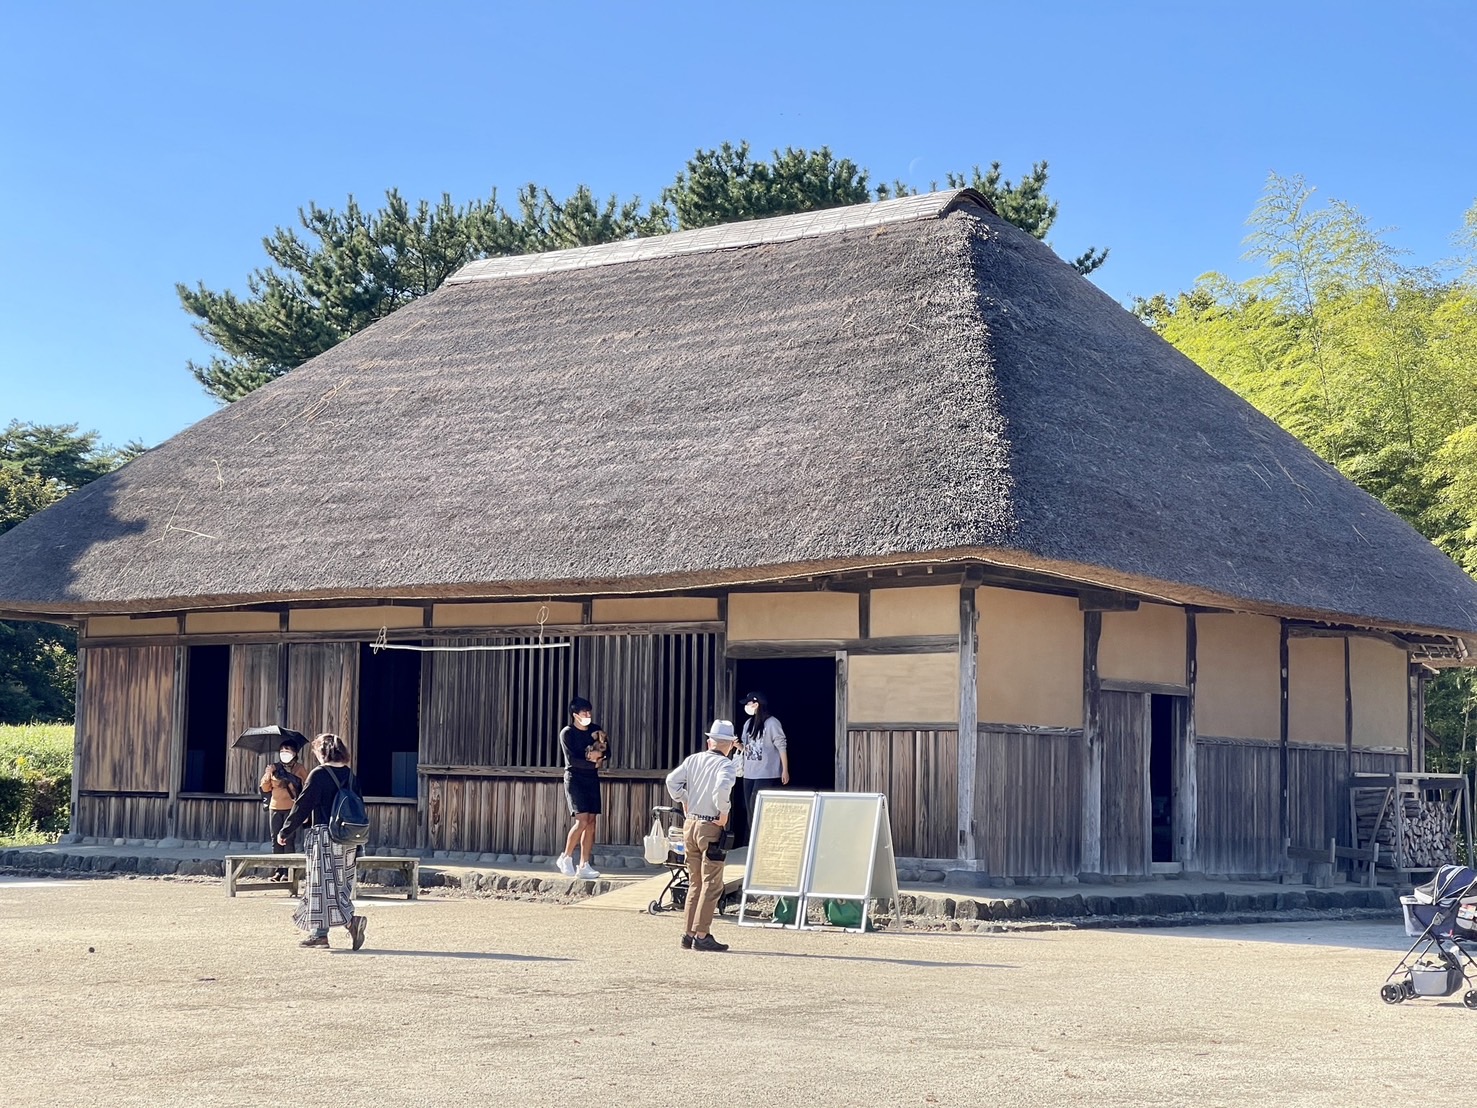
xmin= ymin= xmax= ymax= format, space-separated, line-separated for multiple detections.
xmin=1382 ymin=863 xmax=1477 ymax=1008
xmin=645 ymin=805 xmax=689 ymax=915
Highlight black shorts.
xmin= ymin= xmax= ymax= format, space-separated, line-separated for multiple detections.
xmin=564 ymin=772 xmax=602 ymax=816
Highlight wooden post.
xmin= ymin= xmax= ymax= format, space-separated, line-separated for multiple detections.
xmin=166 ymin=645 xmax=187 ymax=840
xmin=1177 ymin=612 xmax=1198 ymax=869
xmin=1140 ymin=692 xmax=1152 ymax=874
xmin=1081 ymin=610 xmax=1103 ymax=874
xmin=1279 ymin=620 xmax=1290 ymax=873
xmin=956 ymin=584 xmax=979 ymax=864
xmin=416 ymin=643 xmax=430 ymax=853
xmin=834 ymin=651 xmax=848 ymax=791
xmin=1408 ymin=664 xmax=1421 ymax=773
xmin=70 ymin=647 xmax=87 ymax=839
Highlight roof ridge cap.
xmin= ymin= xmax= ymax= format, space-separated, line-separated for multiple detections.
xmin=446 ymin=189 xmax=991 ymax=285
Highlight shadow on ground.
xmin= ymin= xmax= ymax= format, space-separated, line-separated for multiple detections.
xmin=728 ymin=950 xmax=1015 ymax=969
xmin=330 ymin=949 xmax=574 ymax=962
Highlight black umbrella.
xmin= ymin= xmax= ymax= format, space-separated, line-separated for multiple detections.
xmin=234 ymin=726 xmax=309 ymax=755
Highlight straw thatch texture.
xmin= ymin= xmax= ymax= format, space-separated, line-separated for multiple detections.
xmin=1 ymin=191 xmax=1475 ymax=638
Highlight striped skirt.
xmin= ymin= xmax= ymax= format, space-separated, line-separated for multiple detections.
xmin=293 ymin=825 xmax=357 ymax=932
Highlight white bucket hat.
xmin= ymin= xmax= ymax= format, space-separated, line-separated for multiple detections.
xmin=706 ymin=719 xmax=738 ymax=743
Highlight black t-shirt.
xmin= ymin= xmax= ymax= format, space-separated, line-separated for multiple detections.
xmin=560 ymin=724 xmax=606 ymax=776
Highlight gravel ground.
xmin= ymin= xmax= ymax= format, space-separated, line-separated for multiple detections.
xmin=0 ymin=875 xmax=1462 ymax=1107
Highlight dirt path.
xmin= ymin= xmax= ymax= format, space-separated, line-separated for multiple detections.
xmin=0 ymin=875 xmax=1455 ymax=1106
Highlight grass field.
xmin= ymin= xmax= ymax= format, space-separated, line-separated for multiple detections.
xmin=0 ymin=722 xmax=73 ymax=775
xmin=0 ymin=722 xmax=72 ymax=845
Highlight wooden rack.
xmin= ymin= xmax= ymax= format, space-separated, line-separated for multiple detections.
xmin=1349 ymin=772 xmax=1473 ymax=883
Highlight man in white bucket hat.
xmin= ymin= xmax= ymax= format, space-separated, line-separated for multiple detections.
xmin=665 ymin=719 xmax=741 ymax=952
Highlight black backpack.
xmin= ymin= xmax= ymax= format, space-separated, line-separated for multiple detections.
xmin=323 ymin=766 xmax=371 ymax=847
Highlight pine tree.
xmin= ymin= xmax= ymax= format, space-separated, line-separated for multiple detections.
xmin=179 ymin=144 xmax=1107 ymax=402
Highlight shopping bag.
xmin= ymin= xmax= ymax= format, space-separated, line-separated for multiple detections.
xmin=824 ymin=898 xmax=865 ymax=929
xmin=643 ymin=819 xmax=668 ymax=864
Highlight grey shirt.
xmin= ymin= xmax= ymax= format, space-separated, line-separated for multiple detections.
xmin=666 ymin=749 xmax=739 ymax=818
xmin=741 ymin=715 xmax=788 ymax=779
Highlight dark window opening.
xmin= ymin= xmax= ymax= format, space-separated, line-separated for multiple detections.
xmin=730 ymin=656 xmax=838 ymax=847
xmin=357 ymin=644 xmax=422 ymax=797
xmin=1150 ymin=693 xmax=1177 ymax=864
xmin=183 ymin=645 xmax=230 ymax=793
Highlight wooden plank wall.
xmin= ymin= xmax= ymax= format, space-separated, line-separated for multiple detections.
xmin=421 ymin=636 xmax=574 ymax=766
xmin=166 ymin=796 xmax=418 ymax=848
xmin=583 ymin=633 xmax=721 ymax=771
xmin=225 ymin=644 xmax=282 ymax=794
xmin=421 ymin=633 xmax=720 ymax=772
xmin=286 ymin=643 xmax=357 ymax=761
xmin=1351 ymin=749 xmax=1409 ymax=775
xmin=974 ymin=728 xmax=1084 ymax=877
xmin=845 ymin=729 xmax=958 ymax=858
xmin=176 ymin=796 xmax=268 ymax=843
xmin=1195 ymin=739 xmax=1282 ymax=875
xmin=424 ymin=773 xmax=668 ymax=854
xmin=366 ymin=801 xmax=417 ymax=851
xmin=1100 ymin=690 xmax=1149 ymax=876
xmin=77 ymin=645 xmax=176 ymax=792
xmin=1287 ymin=745 xmax=1347 ymax=854
xmin=75 ymin=794 xmax=168 ymax=840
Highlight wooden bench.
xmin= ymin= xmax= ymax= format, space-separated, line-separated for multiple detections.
xmin=224 ymin=854 xmax=420 ymax=900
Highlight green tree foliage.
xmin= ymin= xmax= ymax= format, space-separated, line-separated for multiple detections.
xmin=180 ymin=144 xmax=1106 ymax=402
xmin=663 ymin=141 xmax=871 ymax=228
xmin=0 ymin=422 xmax=137 ymax=724
xmin=0 ymin=421 xmax=139 ymax=492
xmin=0 ymin=469 xmax=61 ymax=535
xmin=1138 ymin=176 xmax=1477 ymax=768
xmin=942 ymin=162 xmax=1108 ymax=275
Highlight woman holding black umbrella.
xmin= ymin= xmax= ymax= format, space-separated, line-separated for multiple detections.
xmin=260 ymin=735 xmax=308 ymax=880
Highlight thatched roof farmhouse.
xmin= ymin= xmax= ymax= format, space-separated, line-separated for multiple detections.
xmin=4 ymin=190 xmax=1473 ymax=877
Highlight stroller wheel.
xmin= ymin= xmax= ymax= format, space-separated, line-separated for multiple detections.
xmin=648 ymin=900 xmax=663 ymax=915
xmin=1380 ymin=983 xmax=1406 ymax=1005
xmin=1464 ymin=991 xmax=1477 ymax=1010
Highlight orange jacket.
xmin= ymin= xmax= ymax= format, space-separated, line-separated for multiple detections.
xmin=259 ymin=761 xmax=309 ymax=811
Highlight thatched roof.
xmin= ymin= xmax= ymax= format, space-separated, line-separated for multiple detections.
xmin=3 ymin=189 xmax=1477 ymax=641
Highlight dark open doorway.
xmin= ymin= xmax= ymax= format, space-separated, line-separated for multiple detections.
xmin=730 ymin=656 xmax=836 ymax=845
xmin=1149 ymin=693 xmax=1182 ymax=864
xmin=357 ymin=643 xmax=421 ymax=798
xmin=182 ymin=645 xmax=230 ymax=793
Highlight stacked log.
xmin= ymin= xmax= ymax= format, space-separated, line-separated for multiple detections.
xmin=1398 ymin=799 xmax=1456 ymax=869
xmin=1354 ymin=789 xmax=1457 ymax=869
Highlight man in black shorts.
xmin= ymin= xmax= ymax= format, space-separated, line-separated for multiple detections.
xmin=557 ymin=696 xmax=606 ymax=880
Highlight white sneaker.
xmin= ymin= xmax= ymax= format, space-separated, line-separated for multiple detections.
xmin=555 ymin=853 xmax=575 ymax=876
xmin=576 ymin=862 xmax=601 ymax=880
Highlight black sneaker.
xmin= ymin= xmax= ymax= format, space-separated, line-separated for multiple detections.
xmin=350 ymin=915 xmax=367 ymax=951
xmin=299 ymin=934 xmax=329 ymax=948
xmin=681 ymin=934 xmax=694 ymax=949
xmin=692 ymin=934 xmax=729 ymax=953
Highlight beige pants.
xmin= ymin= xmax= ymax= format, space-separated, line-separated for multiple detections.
xmin=682 ymin=819 xmax=725 ymax=935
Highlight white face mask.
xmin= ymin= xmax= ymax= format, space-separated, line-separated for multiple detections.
xmin=278 ymin=751 xmax=295 ymax=764
xmin=575 ymin=714 xmax=592 ymax=728
xmin=744 ymin=703 xmax=758 ymax=717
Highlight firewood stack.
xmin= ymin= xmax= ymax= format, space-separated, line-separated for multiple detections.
xmin=1397 ymin=799 xmax=1456 ymax=869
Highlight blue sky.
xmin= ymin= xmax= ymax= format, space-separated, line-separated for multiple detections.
xmin=2 ymin=1 xmax=1474 ymax=449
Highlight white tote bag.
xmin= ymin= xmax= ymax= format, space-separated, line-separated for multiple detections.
xmin=643 ymin=819 xmax=668 ymax=864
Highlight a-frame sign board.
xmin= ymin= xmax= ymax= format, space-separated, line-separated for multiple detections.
xmin=738 ymin=791 xmax=899 ymax=933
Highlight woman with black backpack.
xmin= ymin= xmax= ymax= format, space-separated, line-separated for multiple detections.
xmin=277 ymin=733 xmax=368 ymax=950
